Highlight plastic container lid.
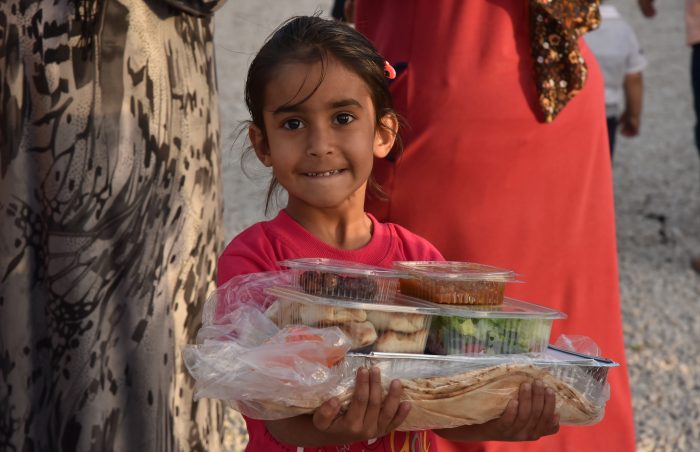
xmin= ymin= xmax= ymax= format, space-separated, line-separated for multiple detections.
xmin=355 ymin=346 xmax=618 ymax=368
xmin=393 ymin=261 xmax=518 ymax=282
xmin=415 ymin=296 xmax=567 ymax=320
xmin=280 ymin=258 xmax=399 ymax=278
xmin=545 ymin=345 xmax=618 ymax=367
xmin=265 ymin=286 xmax=441 ymax=315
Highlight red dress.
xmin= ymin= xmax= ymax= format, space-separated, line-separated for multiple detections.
xmin=355 ymin=1 xmax=636 ymax=451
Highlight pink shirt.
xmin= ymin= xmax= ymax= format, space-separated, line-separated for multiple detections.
xmin=218 ymin=209 xmax=443 ymax=452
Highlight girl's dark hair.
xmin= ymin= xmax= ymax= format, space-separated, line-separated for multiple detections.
xmin=244 ymin=15 xmax=400 ymax=214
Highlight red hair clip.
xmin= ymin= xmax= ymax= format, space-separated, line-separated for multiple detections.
xmin=384 ymin=60 xmax=396 ymax=80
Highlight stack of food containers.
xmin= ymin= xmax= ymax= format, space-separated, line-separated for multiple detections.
xmin=270 ymin=258 xmax=567 ymax=357
xmin=254 ymin=258 xmax=616 ymax=427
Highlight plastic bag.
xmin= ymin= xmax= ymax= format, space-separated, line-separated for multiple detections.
xmin=183 ymin=271 xmax=356 ymax=420
xmin=553 ymin=334 xmax=602 ymax=357
xmin=202 ymin=271 xmax=293 ymax=326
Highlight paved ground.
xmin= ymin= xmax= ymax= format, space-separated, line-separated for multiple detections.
xmin=213 ymin=1 xmax=700 ymax=450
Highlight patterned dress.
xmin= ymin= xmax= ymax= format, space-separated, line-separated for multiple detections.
xmin=0 ymin=0 xmax=224 ymax=450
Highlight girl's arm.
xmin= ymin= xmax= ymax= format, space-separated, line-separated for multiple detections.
xmin=265 ymin=367 xmax=411 ymax=447
xmin=434 ymin=380 xmax=559 ymax=442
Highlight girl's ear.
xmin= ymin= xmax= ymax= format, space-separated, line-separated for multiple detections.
xmin=249 ymin=124 xmax=272 ymax=167
xmin=373 ymin=113 xmax=399 ymax=158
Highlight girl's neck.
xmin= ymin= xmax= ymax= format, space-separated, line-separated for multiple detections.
xmin=284 ymin=202 xmax=373 ymax=250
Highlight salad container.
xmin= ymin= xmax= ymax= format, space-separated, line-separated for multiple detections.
xmin=263 ymin=286 xmax=441 ymax=353
xmin=424 ymin=297 xmax=566 ymax=355
xmin=280 ymin=258 xmax=399 ymax=301
xmin=394 ymin=261 xmax=518 ymax=305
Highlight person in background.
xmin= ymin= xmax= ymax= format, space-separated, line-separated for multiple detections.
xmin=639 ymin=0 xmax=700 ymax=274
xmin=351 ymin=1 xmax=637 ymax=451
xmin=0 ymin=0 xmax=224 ymax=449
xmin=585 ymin=2 xmax=647 ymax=157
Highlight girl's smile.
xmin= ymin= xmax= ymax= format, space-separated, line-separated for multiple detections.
xmin=303 ymin=169 xmax=346 ymax=177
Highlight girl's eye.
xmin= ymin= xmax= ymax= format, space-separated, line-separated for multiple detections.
xmin=283 ymin=119 xmax=304 ymax=130
xmin=334 ymin=113 xmax=354 ymax=125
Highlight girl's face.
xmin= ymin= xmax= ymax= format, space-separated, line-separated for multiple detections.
xmin=250 ymin=57 xmax=396 ymax=216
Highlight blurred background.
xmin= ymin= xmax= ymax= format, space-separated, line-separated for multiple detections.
xmin=213 ymin=1 xmax=700 ymax=450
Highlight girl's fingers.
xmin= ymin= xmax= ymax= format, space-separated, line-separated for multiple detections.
xmin=532 ymin=387 xmax=558 ymax=436
xmin=498 ymin=399 xmax=519 ymax=428
xmin=312 ymin=397 xmax=341 ymax=431
xmin=383 ymin=400 xmax=412 ymax=433
xmin=361 ymin=367 xmax=383 ymax=430
xmin=377 ymin=379 xmax=404 ymax=432
xmin=528 ymin=380 xmax=545 ymax=424
xmin=511 ymin=382 xmax=533 ymax=432
xmin=344 ymin=367 xmax=370 ymax=423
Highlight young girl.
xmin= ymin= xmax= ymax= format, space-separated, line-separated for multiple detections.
xmin=218 ymin=15 xmax=559 ymax=451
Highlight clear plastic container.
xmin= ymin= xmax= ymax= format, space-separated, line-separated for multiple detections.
xmin=357 ymin=346 xmax=616 ymax=388
xmin=422 ymin=297 xmax=567 ymax=355
xmin=264 ymin=286 xmax=440 ymax=353
xmin=394 ymin=261 xmax=518 ymax=305
xmin=280 ymin=258 xmax=400 ymax=301
xmin=347 ymin=346 xmax=617 ymax=428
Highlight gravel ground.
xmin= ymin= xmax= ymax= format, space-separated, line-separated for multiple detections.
xmin=213 ymin=2 xmax=700 ymax=450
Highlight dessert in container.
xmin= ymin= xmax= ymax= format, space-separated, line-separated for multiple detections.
xmin=263 ymin=286 xmax=441 ymax=353
xmin=423 ymin=297 xmax=567 ymax=355
xmin=394 ymin=261 xmax=518 ymax=305
xmin=280 ymin=258 xmax=400 ymax=301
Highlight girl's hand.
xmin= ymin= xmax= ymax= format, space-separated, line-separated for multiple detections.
xmin=482 ymin=379 xmax=560 ymax=441
xmin=312 ymin=367 xmax=411 ymax=443
xmin=435 ymin=379 xmax=559 ymax=442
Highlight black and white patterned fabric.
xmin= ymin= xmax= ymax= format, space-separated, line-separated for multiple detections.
xmin=0 ymin=0 xmax=225 ymax=450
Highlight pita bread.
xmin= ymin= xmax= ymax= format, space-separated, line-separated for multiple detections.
xmin=244 ymin=363 xmax=603 ymax=429
xmin=264 ymin=300 xmax=300 ymax=326
xmin=375 ymin=330 xmax=428 ymax=353
xmin=366 ymin=311 xmax=427 ymax=333
xmin=397 ymin=363 xmax=601 ymax=430
xmin=338 ymin=321 xmax=378 ymax=349
xmin=299 ymin=303 xmax=367 ymax=325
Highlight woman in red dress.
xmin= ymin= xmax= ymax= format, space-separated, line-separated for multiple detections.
xmin=354 ymin=1 xmax=637 ymax=451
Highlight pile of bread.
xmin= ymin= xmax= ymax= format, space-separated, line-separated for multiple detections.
xmin=265 ymin=300 xmax=429 ymax=353
xmin=252 ymin=360 xmax=603 ymax=429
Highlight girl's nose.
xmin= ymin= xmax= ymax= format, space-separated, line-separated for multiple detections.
xmin=306 ymin=126 xmax=335 ymax=157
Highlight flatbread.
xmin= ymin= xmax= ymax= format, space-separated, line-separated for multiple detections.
xmin=245 ymin=363 xmax=603 ymax=429
xmin=299 ymin=304 xmax=367 ymax=325
xmin=397 ymin=363 xmax=601 ymax=431
xmin=374 ymin=330 xmax=428 ymax=353
xmin=264 ymin=300 xmax=300 ymax=326
xmin=366 ymin=311 xmax=427 ymax=333
xmin=338 ymin=321 xmax=378 ymax=349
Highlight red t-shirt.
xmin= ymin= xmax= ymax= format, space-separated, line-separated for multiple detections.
xmin=218 ymin=209 xmax=443 ymax=452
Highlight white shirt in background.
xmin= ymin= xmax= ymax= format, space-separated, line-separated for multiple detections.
xmin=584 ymin=5 xmax=647 ymax=117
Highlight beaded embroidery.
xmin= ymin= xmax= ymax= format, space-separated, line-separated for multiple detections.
xmin=530 ymin=0 xmax=601 ymax=122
